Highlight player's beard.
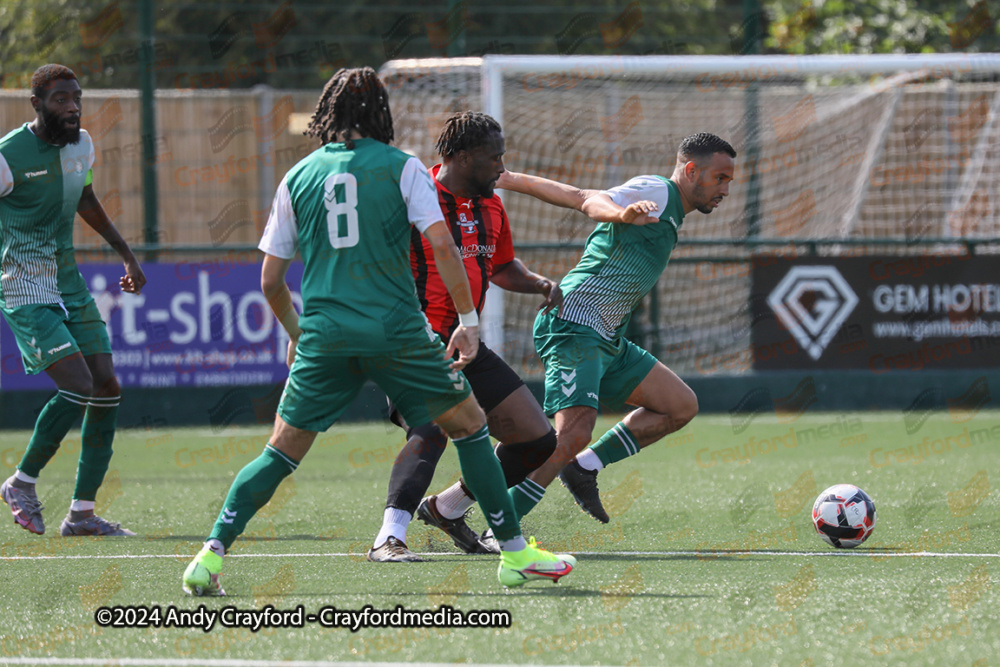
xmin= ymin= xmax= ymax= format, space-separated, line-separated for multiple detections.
xmin=40 ymin=106 xmax=81 ymax=146
xmin=692 ymin=183 xmax=717 ymax=214
xmin=474 ymin=175 xmax=499 ymax=198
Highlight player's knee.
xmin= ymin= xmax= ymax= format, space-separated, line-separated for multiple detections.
xmin=505 ymin=428 xmax=557 ymax=470
xmin=407 ymin=423 xmax=448 ymax=454
xmin=60 ymin=371 xmax=94 ymax=398
xmin=93 ymin=373 xmax=121 ymax=398
xmin=437 ymin=396 xmax=486 ymax=439
xmin=673 ymin=386 xmax=699 ymax=430
xmin=531 ymin=428 xmax=558 ymax=462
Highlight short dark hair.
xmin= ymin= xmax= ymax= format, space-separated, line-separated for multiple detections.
xmin=305 ymin=67 xmax=393 ymax=149
xmin=435 ymin=111 xmax=502 ymax=158
xmin=678 ymin=132 xmax=736 ymax=163
xmin=31 ymin=64 xmax=77 ymax=99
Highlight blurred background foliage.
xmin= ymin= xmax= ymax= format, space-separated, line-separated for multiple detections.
xmin=0 ymin=0 xmax=994 ymax=91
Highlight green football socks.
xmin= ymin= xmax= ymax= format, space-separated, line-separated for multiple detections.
xmin=72 ymin=397 xmax=120 ymax=501
xmin=508 ymin=478 xmax=546 ymax=521
xmin=17 ymin=390 xmax=87 ymax=478
xmin=208 ymin=445 xmax=298 ymax=550
xmin=589 ymin=422 xmax=640 ymax=467
xmin=451 ymin=425 xmax=519 ymax=542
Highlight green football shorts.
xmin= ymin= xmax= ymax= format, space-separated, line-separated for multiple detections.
xmin=277 ymin=332 xmax=472 ymax=433
xmin=1 ymin=298 xmax=111 ymax=375
xmin=533 ymin=309 xmax=658 ymax=416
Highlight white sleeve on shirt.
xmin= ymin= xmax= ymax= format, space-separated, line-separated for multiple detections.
xmin=400 ymin=156 xmax=443 ymax=233
xmin=0 ymin=153 xmax=12 ymax=198
xmin=84 ymin=130 xmax=96 ymax=170
xmin=258 ymin=176 xmax=298 ymax=259
xmin=603 ymin=175 xmax=671 ymax=213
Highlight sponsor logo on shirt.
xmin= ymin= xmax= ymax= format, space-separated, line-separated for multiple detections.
xmin=461 ymin=243 xmax=495 ymax=258
xmin=25 ymin=170 xmax=49 ymax=178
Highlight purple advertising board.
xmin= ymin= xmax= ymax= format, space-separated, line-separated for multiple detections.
xmin=0 ymin=261 xmax=302 ymax=390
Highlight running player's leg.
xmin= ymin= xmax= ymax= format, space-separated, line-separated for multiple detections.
xmin=509 ymin=405 xmax=598 ymax=521
xmin=391 ymin=376 xmax=522 ymax=551
xmin=487 ymin=392 xmax=556 ymax=489
xmin=208 ymin=415 xmax=316 ymax=551
xmin=379 ymin=342 xmax=574 ymax=585
xmin=590 ymin=361 xmax=698 ymax=463
xmin=184 ymin=415 xmax=315 ymax=597
xmin=507 ymin=311 xmax=603 ymax=521
xmin=564 ymin=356 xmax=697 ymax=524
xmin=416 ymin=384 xmax=556 ymax=555
xmin=375 ymin=344 xmax=555 ymax=557
xmin=1 ymin=304 xmax=90 ymax=535
xmin=384 ymin=408 xmax=448 ymax=516
xmin=370 ymin=406 xmax=449 ymax=560
xmin=424 ymin=349 xmax=556 ymax=549
xmin=184 ymin=350 xmax=361 ymax=596
xmin=434 ymin=394 xmax=575 ymax=586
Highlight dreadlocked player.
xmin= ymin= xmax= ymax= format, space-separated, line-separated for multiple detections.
xmin=0 ymin=64 xmax=146 ymax=537
xmin=367 ymin=111 xmax=563 ymax=562
xmin=182 ymin=68 xmax=576 ymax=594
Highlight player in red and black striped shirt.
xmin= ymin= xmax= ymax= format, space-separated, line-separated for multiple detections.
xmin=369 ymin=112 xmax=562 ymax=561
xmin=412 ymin=162 xmax=514 ymax=340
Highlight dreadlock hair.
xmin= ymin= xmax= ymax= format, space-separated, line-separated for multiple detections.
xmin=677 ymin=132 xmax=737 ymax=164
xmin=31 ymin=64 xmax=77 ymax=100
xmin=435 ymin=111 xmax=502 ymax=158
xmin=305 ymin=67 xmax=393 ymax=149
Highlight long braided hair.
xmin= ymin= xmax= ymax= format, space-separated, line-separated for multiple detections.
xmin=434 ymin=111 xmax=502 ymax=157
xmin=305 ymin=67 xmax=393 ymax=149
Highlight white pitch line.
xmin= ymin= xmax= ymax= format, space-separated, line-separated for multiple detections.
xmin=0 ymin=660 xmax=555 ymax=667
xmin=1 ymin=550 xmax=997 ymax=561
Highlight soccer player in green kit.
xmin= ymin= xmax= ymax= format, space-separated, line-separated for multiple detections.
xmin=498 ymin=133 xmax=736 ymax=524
xmin=183 ymin=68 xmax=575 ymax=595
xmin=0 ymin=65 xmax=146 ymax=537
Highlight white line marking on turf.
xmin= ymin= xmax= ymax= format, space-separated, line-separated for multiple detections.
xmin=2 ymin=550 xmax=998 ymax=561
xmin=0 ymin=660 xmax=554 ymax=667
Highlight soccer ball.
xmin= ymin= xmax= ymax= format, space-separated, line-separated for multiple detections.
xmin=811 ymin=484 xmax=876 ymax=548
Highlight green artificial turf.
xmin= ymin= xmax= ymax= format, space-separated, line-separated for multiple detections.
xmin=0 ymin=412 xmax=996 ymax=665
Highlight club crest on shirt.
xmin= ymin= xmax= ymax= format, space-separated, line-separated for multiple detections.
xmin=457 ymin=211 xmax=478 ymax=234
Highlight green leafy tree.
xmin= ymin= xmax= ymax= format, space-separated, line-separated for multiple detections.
xmin=765 ymin=0 xmax=997 ymax=54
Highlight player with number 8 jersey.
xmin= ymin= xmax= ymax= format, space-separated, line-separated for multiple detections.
xmin=183 ymin=68 xmax=576 ymax=596
xmin=263 ymin=137 xmax=437 ymax=354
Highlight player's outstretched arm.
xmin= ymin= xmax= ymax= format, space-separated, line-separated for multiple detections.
xmin=581 ymin=192 xmax=660 ymax=225
xmin=490 ymin=259 xmax=562 ymax=315
xmin=497 ymin=171 xmax=659 ymax=225
xmin=497 ymin=171 xmax=594 ymax=211
xmin=422 ymin=220 xmax=479 ymax=370
xmin=77 ymin=184 xmax=147 ymax=294
xmin=261 ymin=253 xmax=301 ymax=368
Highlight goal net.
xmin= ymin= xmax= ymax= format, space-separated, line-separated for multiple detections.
xmin=379 ymin=54 xmax=1000 ymax=378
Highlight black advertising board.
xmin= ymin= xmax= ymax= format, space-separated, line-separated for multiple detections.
xmin=751 ymin=255 xmax=1000 ymax=371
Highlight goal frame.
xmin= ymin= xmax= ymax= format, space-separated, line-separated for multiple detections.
xmin=473 ymin=53 xmax=1000 ymax=357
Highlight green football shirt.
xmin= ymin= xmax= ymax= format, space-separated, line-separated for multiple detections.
xmin=258 ymin=138 xmax=443 ymax=353
xmin=0 ymin=124 xmax=94 ymax=308
xmin=558 ymin=175 xmax=686 ymax=341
